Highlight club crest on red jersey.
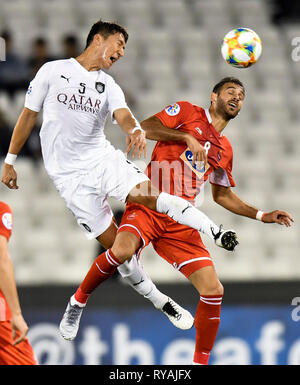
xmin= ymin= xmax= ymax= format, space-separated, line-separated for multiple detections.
xmin=127 ymin=212 xmax=138 ymax=220
xmin=165 ymin=103 xmax=180 ymax=116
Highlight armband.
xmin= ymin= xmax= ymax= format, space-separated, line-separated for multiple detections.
xmin=4 ymin=153 xmax=17 ymax=166
xmin=256 ymin=210 xmax=265 ymax=221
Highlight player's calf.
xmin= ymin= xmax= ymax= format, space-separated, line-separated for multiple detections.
xmin=189 ymin=267 xmax=223 ymax=364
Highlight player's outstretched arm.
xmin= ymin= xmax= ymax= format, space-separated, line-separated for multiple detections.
xmin=211 ymin=184 xmax=294 ymax=227
xmin=141 ymin=116 xmax=207 ymax=164
xmin=0 ymin=236 xmax=29 ymax=345
xmin=1 ymin=107 xmax=38 ymax=189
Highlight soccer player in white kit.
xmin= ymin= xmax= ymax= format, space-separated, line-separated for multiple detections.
xmin=2 ymin=21 xmax=238 ymax=340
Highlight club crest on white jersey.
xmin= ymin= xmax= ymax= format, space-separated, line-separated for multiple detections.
xmin=165 ymin=103 xmax=180 ymax=116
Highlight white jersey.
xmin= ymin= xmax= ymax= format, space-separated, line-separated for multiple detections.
xmin=24 ymin=58 xmax=129 ymax=185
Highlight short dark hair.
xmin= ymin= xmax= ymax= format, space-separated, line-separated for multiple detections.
xmin=85 ymin=20 xmax=128 ymax=49
xmin=212 ymin=77 xmax=245 ymax=95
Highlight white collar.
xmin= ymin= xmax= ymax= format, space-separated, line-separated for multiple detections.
xmin=205 ymin=108 xmax=212 ymax=124
xmin=205 ymin=108 xmax=223 ymax=137
xmin=70 ymin=57 xmax=101 ymax=76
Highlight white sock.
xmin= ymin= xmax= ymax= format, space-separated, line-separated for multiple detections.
xmin=117 ymin=255 xmax=168 ymax=309
xmin=143 ymin=285 xmax=168 ymax=309
xmin=156 ymin=192 xmax=219 ymax=240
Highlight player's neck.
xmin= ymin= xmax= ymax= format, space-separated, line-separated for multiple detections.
xmin=75 ymin=50 xmax=103 ymax=72
xmin=208 ymin=107 xmax=229 ymax=134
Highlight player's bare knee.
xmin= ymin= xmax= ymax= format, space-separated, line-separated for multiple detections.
xmin=194 ymin=276 xmax=224 ymax=296
xmin=111 ymin=244 xmax=134 ymax=263
xmin=204 ymin=281 xmax=224 ymax=296
xmin=111 ymin=233 xmax=138 ymax=263
xmin=111 ymin=246 xmax=133 ymax=263
xmin=214 ymin=281 xmax=224 ymax=296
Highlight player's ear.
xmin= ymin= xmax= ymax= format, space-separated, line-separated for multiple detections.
xmin=210 ymin=92 xmax=217 ymax=104
xmin=93 ymin=33 xmax=104 ymax=46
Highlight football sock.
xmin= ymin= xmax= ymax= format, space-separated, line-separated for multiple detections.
xmin=193 ymin=294 xmax=223 ymax=365
xmin=73 ymin=249 xmax=122 ymax=306
xmin=117 ymin=255 xmax=168 ymax=309
xmin=156 ymin=192 xmax=220 ymax=240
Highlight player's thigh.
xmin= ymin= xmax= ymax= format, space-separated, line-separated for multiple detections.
xmin=152 ymin=225 xmax=214 ymax=277
xmin=127 ymin=180 xmax=160 ymax=211
xmin=189 ymin=266 xmax=224 ymax=296
xmin=57 ymin=175 xmax=114 ymax=240
xmin=117 ymin=202 xmax=165 ymax=257
xmin=96 ymin=217 xmax=118 ymax=249
xmin=102 ymin=150 xmax=149 ymax=203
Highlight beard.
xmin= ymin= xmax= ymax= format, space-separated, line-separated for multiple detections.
xmin=215 ymin=97 xmax=240 ymax=121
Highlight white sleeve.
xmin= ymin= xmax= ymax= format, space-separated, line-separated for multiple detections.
xmin=24 ymin=62 xmax=53 ymax=112
xmin=107 ymin=77 xmax=129 ymax=124
xmin=209 ymin=168 xmax=231 ymax=187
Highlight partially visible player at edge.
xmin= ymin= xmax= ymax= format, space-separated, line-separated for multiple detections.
xmin=61 ymin=77 xmax=294 ymax=365
xmin=1 ymin=21 xmax=237 ymax=330
xmin=0 ymin=201 xmax=37 ymax=365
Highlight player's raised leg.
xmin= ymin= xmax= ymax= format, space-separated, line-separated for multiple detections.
xmin=127 ymin=181 xmax=238 ymax=251
xmin=188 ymin=265 xmax=224 ymax=365
xmin=59 ymin=222 xmax=193 ymax=340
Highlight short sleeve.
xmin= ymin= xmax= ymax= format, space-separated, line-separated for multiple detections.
xmin=0 ymin=203 xmax=13 ymax=241
xmin=106 ymin=76 xmax=129 ymax=124
xmin=209 ymin=167 xmax=235 ymax=187
xmin=154 ymin=101 xmax=193 ymax=129
xmin=209 ymin=136 xmax=235 ymax=187
xmin=24 ymin=62 xmax=53 ymax=112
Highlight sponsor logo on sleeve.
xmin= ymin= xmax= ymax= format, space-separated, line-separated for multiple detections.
xmin=2 ymin=213 xmax=12 ymax=230
xmin=26 ymin=84 xmax=33 ymax=95
xmin=165 ymin=103 xmax=180 ymax=116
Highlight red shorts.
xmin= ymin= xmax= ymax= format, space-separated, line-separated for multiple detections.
xmin=0 ymin=321 xmax=37 ymax=365
xmin=118 ymin=203 xmax=213 ymax=278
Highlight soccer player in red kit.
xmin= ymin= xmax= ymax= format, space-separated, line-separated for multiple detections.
xmin=60 ymin=77 xmax=293 ymax=364
xmin=0 ymin=201 xmax=37 ymax=365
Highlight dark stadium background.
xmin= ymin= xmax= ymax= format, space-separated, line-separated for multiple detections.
xmin=0 ymin=0 xmax=299 ymax=365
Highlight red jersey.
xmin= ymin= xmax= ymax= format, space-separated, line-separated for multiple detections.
xmin=0 ymin=202 xmax=13 ymax=322
xmin=145 ymin=101 xmax=235 ymax=203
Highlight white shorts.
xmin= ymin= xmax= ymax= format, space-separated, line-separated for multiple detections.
xmin=56 ymin=150 xmax=149 ymax=240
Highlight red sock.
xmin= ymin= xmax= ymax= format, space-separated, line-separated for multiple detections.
xmin=74 ymin=249 xmax=122 ymax=304
xmin=193 ymin=294 xmax=223 ymax=365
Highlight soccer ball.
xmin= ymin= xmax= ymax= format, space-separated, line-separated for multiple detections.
xmin=221 ymin=27 xmax=262 ymax=68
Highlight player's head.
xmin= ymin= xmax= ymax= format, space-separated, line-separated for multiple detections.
xmin=85 ymin=20 xmax=128 ymax=69
xmin=210 ymin=77 xmax=245 ymax=120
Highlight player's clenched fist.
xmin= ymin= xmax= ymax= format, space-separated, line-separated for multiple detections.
xmin=1 ymin=164 xmax=19 ymax=190
xmin=262 ymin=210 xmax=294 ymax=227
xmin=126 ymin=129 xmax=147 ymax=159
